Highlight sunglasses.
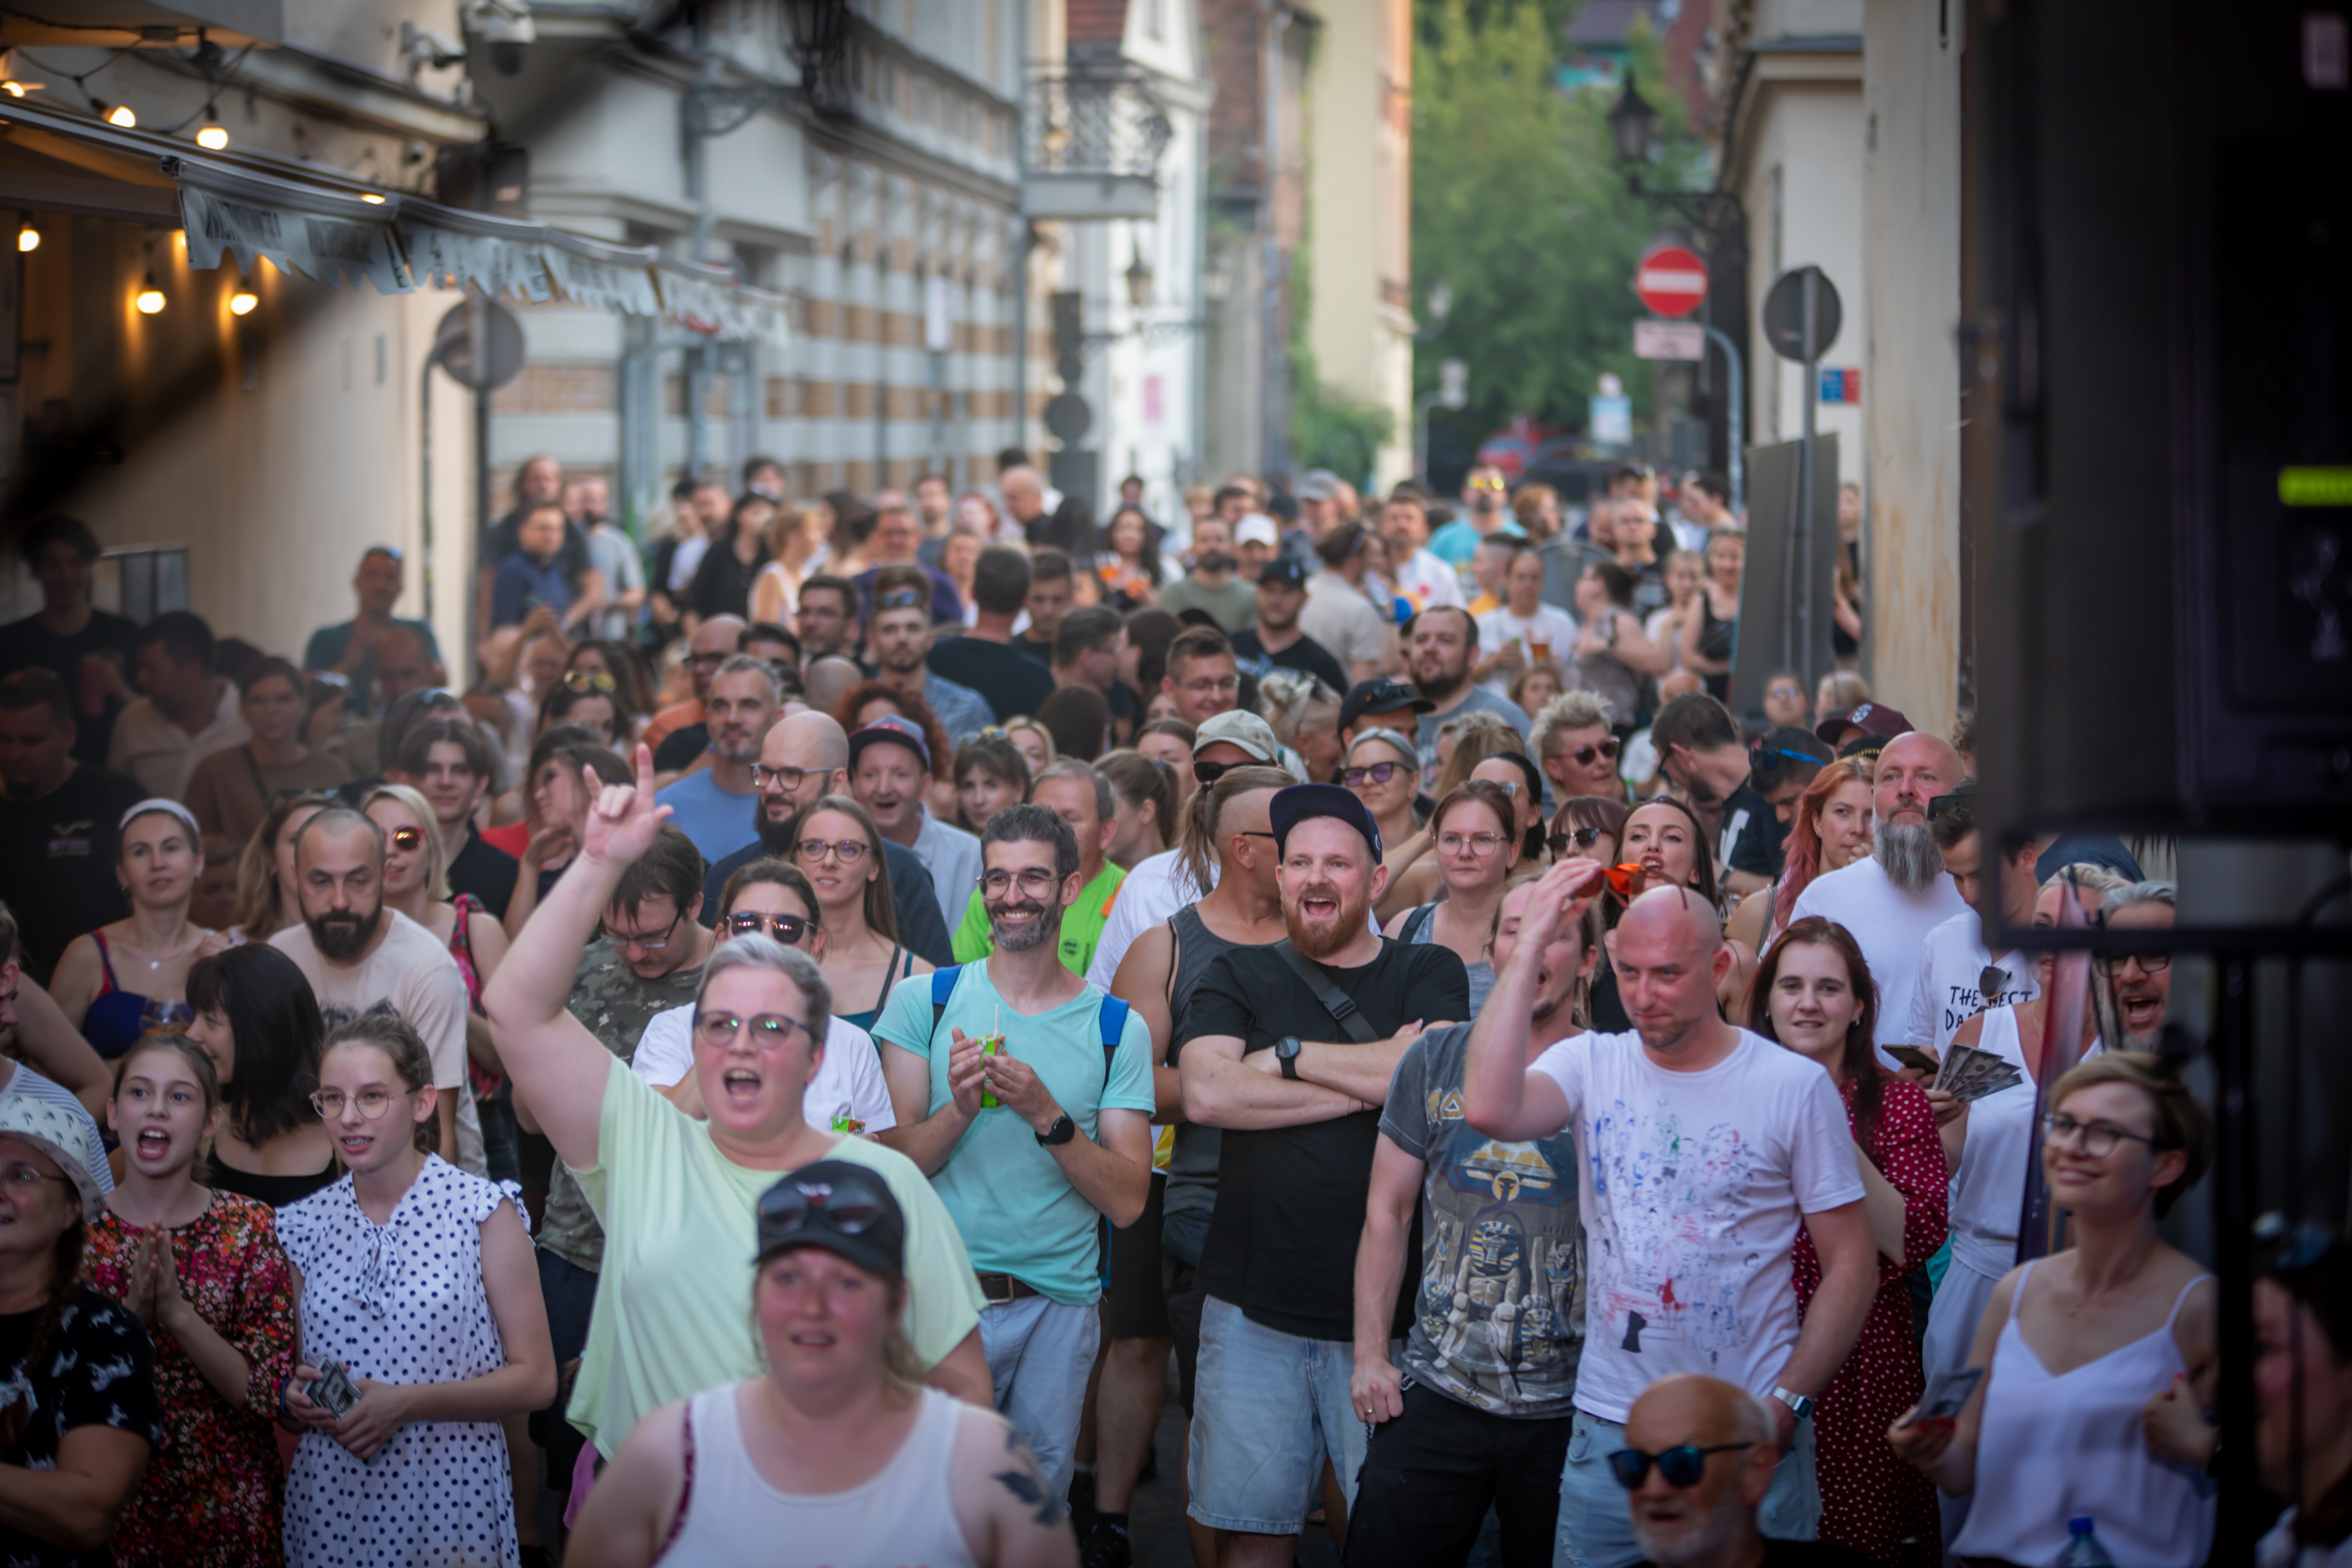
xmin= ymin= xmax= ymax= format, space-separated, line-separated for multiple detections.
xmin=1564 ymin=737 xmax=1622 ymax=768
xmin=759 ymin=1175 xmax=887 ymax=1236
xmin=1607 ymin=1443 xmax=1755 ymax=1490
xmin=1342 ymin=761 xmax=1406 ymax=788
xmin=724 ymin=911 xmax=815 ymax=945
xmin=1546 ymin=824 xmax=1606 ymax=857
xmin=387 ymin=826 xmax=424 ymax=852
xmin=1192 ymin=758 xmax=1265 ymax=786
xmin=563 ymin=668 xmax=618 ymax=695
xmin=873 ymin=588 xmax=927 ymax=612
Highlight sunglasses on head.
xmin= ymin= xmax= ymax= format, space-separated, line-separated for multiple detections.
xmin=759 ymin=1174 xmax=887 ymax=1236
xmin=724 ymin=910 xmax=814 ymax=945
xmin=873 ymin=588 xmax=927 ymax=612
xmin=1606 ymin=1443 xmax=1755 ymax=1490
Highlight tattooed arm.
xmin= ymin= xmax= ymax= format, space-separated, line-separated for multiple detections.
xmin=948 ymin=1406 xmax=1079 ymax=1567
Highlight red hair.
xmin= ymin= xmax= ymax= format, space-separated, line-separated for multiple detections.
xmin=832 ymin=681 xmax=952 ymax=782
xmin=1774 ymin=756 xmax=1875 ymax=931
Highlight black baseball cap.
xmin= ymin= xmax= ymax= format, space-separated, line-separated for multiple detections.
xmin=848 ymin=714 xmax=931 ymax=774
xmin=1258 ymin=557 xmax=1309 ymax=592
xmin=1338 ymin=678 xmax=1433 ymax=733
xmin=754 ymin=1160 xmax=907 ymax=1279
xmin=1269 ymin=781 xmax=1385 ymax=860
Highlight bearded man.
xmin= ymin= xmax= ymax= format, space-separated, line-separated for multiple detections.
xmin=1789 ymin=731 xmax=1970 ymax=1060
xmin=1172 ymin=783 xmax=1469 ymax=1565
xmin=270 ymin=808 xmax=479 ymax=1170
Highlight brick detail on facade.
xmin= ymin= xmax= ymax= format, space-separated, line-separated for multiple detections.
xmin=489 ymin=363 xmax=617 ymax=414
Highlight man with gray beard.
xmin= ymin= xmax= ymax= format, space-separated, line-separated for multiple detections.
xmin=1788 ymin=731 xmax=1969 ymax=1063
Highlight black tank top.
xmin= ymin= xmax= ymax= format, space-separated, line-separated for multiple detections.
xmin=209 ymin=1149 xmax=339 ymax=1209
xmin=1162 ymin=902 xmax=1245 ymax=1265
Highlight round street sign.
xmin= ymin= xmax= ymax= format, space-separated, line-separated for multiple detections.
xmin=1633 ymin=244 xmax=1709 ymax=319
xmin=1762 ymin=266 xmax=1843 ymax=363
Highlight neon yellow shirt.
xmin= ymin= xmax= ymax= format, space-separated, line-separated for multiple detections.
xmin=949 ymin=860 xmax=1126 ymax=977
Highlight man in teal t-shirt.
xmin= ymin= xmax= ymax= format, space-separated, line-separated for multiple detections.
xmin=949 ymin=758 xmax=1126 ymax=975
xmin=873 ymin=803 xmax=1156 ymax=1505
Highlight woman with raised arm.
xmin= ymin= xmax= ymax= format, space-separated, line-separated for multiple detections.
xmin=51 ymin=801 xmax=214 ymax=1058
xmin=85 ymin=1036 xmax=299 ymax=1568
xmin=278 ymin=1013 xmax=554 ymax=1567
xmin=479 ymin=744 xmax=989 ymax=1522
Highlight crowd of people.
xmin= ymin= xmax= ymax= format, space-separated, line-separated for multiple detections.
xmin=0 ymin=452 xmax=2296 ymax=1568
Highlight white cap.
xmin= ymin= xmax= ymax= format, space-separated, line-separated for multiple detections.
xmin=1234 ymin=514 xmax=1279 ymax=548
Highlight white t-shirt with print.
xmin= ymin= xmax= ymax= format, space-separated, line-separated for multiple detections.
xmin=1476 ymin=604 xmax=1581 ymax=696
xmin=631 ymin=1004 xmax=897 ymax=1134
xmin=1788 ymin=854 xmax=1970 ymax=1056
xmin=1528 ymin=1027 xmax=1865 ymax=1424
xmin=1904 ymin=909 xmax=2041 ymax=1054
xmin=1393 ymin=547 xmax=1466 ymax=612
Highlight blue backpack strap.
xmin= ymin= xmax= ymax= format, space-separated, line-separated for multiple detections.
xmin=1097 ymin=995 xmax=1132 ymax=1086
xmin=927 ymin=965 xmax=961 ymax=1047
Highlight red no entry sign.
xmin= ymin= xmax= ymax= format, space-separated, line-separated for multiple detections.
xmin=1634 ymin=245 xmax=1708 ymax=318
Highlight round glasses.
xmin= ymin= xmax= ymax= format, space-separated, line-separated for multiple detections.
xmin=750 ymin=763 xmax=811 ymax=791
xmin=1606 ymin=1443 xmax=1755 ymax=1491
xmin=312 ymin=1087 xmax=403 ymax=1121
xmin=797 ymin=838 xmax=870 ymax=864
xmin=982 ymin=867 xmax=1061 ymax=897
xmin=1438 ymin=830 xmax=1507 ymax=856
xmin=2042 ymin=1110 xmax=2158 ymax=1159
xmin=694 ymin=1010 xmax=822 ymax=1051
xmin=1343 ymin=761 xmax=1406 ymax=788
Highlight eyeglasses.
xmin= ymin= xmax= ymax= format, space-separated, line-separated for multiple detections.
xmin=1342 ymin=761 xmax=1406 ymax=788
xmin=797 ymin=838 xmax=870 ymax=864
xmin=1547 ymin=824 xmax=1606 ymax=857
xmin=601 ymin=909 xmax=685 ymax=953
xmin=2042 ymin=1110 xmax=2159 ymax=1159
xmin=1175 ymin=675 xmax=1240 ymax=696
xmin=385 ymin=826 xmax=425 ymax=853
xmin=759 ymin=1174 xmax=887 ymax=1236
xmin=981 ymin=867 xmax=1062 ymax=896
xmin=1562 ymin=738 xmax=1622 ymax=768
xmin=1607 ymin=1443 xmax=1755 ymax=1491
xmin=724 ymin=911 xmax=815 ymax=945
xmin=312 ymin=1087 xmax=404 ymax=1120
xmin=563 ymin=669 xmax=618 ymax=695
xmin=2097 ymin=950 xmax=2172 ymax=975
xmin=1439 ymin=830 xmax=1507 ymax=856
xmin=751 ymin=763 xmax=811 ymax=791
xmin=0 ymin=1163 xmax=73 ymax=1192
xmin=694 ymin=1009 xmax=822 ymax=1051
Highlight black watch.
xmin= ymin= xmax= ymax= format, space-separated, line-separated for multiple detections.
xmin=1035 ymin=1114 xmax=1076 ymax=1146
xmin=1276 ymin=1036 xmax=1303 ymax=1080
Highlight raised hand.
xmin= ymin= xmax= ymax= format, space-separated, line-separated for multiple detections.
xmin=1515 ymin=858 xmax=1604 ymax=954
xmin=580 ymin=744 xmax=673 ymax=867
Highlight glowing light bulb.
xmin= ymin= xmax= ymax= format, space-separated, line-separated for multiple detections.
xmin=360 ymin=193 xmax=386 ymax=205
xmin=2 ymin=82 xmax=24 ymax=98
xmin=106 ymin=103 xmax=136 ymax=129
xmin=197 ymin=123 xmax=228 ymax=151
xmin=135 ymin=271 xmax=165 ymax=314
xmin=16 ymin=225 xmax=36 ymax=253
xmin=230 ymin=289 xmax=257 ymax=316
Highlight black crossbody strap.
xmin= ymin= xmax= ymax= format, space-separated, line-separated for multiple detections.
xmin=1273 ymin=939 xmax=1381 ymax=1044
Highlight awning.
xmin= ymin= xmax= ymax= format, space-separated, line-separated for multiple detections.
xmin=163 ymin=154 xmax=791 ymax=346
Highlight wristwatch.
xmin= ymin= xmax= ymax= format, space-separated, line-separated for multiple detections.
xmin=1035 ymin=1114 xmax=1076 ymax=1147
xmin=1276 ymin=1036 xmax=1303 ymax=1080
xmin=1769 ymin=1386 xmax=1814 ymax=1421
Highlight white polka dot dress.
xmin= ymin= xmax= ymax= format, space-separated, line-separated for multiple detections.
xmin=277 ymin=1156 xmax=521 ymax=1568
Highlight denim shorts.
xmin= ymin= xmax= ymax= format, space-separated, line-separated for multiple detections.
xmin=1187 ymin=1294 xmax=1381 ymax=1536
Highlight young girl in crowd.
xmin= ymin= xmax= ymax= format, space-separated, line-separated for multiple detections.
xmin=793 ymin=795 xmax=931 ymax=1034
xmin=0 ymin=1096 xmax=162 ymax=1568
xmin=52 ymin=800 xmax=214 ymax=1057
xmin=279 ymin=1014 xmax=554 ymax=1568
xmin=364 ymin=784 xmax=516 ymax=1181
xmin=1893 ymin=1052 xmax=2216 ymax=1567
xmin=953 ymin=733 xmax=1033 ymax=835
xmin=1751 ymin=921 xmax=1947 ymax=1565
xmin=233 ymin=791 xmax=332 ymax=942
xmin=1382 ymin=781 xmax=1520 ymax=1018
xmin=184 ymin=942 xmax=339 ymax=1207
xmin=1098 ymin=750 xmax=1175 ymax=869
xmin=629 ymin=861 xmax=897 ymax=1135
xmin=85 ymin=1035 xmax=300 ymax=1567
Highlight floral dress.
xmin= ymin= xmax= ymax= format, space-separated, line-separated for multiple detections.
xmin=1793 ymin=1073 xmax=1951 ymax=1566
xmin=83 ymin=1194 xmax=299 ymax=1568
xmin=276 ymin=1157 xmax=523 ymax=1568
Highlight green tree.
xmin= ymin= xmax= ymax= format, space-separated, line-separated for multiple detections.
xmin=1291 ymin=343 xmax=1397 ymax=489
xmin=1410 ymin=0 xmax=1691 ymax=450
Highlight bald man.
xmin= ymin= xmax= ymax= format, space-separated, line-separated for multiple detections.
xmin=696 ymin=710 xmax=954 ymax=967
xmin=1619 ymin=1374 xmax=1875 ymax=1567
xmin=644 ymin=614 xmax=747 ymax=753
xmin=1788 ymin=731 xmax=1969 ymax=1058
xmin=802 ymin=655 xmax=866 ymax=717
xmin=1461 ymin=864 xmax=1879 ymax=1566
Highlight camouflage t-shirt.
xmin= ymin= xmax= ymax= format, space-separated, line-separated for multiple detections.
xmin=538 ymin=942 xmax=706 ymax=1272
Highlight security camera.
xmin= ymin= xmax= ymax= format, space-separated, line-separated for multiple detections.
xmin=462 ymin=0 xmax=535 ymax=75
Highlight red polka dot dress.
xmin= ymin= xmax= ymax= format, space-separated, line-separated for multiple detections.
xmin=1794 ymin=1073 xmax=1949 ymax=1567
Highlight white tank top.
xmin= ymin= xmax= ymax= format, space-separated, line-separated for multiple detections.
xmin=656 ymin=1382 xmax=979 ymax=1567
xmin=1952 ymin=1259 xmax=2217 ymax=1567
xmin=1947 ymin=1004 xmax=2040 ymax=1276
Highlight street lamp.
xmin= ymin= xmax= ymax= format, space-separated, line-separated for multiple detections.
xmin=1607 ymin=76 xmax=1657 ymax=168
xmin=1123 ymin=242 xmax=1152 ymax=310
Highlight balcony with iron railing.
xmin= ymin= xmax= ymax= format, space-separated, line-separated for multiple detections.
xmin=1021 ymin=61 xmax=1172 ymax=221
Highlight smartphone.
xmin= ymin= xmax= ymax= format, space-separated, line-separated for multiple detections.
xmin=1886 ymin=1045 xmax=1941 ymax=1076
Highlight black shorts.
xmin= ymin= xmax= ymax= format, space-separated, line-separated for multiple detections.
xmin=1163 ymin=1253 xmax=1207 ymax=1418
xmin=1104 ymin=1170 xmax=1170 ymax=1340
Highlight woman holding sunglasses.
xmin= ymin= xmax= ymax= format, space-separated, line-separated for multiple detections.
xmin=1381 ymin=781 xmax=1519 ymax=1018
xmin=1749 ymin=920 xmax=1947 ymax=1565
xmin=629 ymin=862 xmax=896 ymax=1135
xmin=793 ymin=794 xmax=933 ymax=1035
xmin=1891 ymin=1052 xmax=2215 ymax=1568
xmin=363 ymin=785 xmax=515 ymax=1181
xmin=279 ymin=1013 xmax=554 ymax=1568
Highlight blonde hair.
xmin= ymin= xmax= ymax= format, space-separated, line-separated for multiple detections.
xmin=2048 ymin=1051 xmax=2212 ymax=1218
xmin=361 ymin=783 xmax=451 ymax=901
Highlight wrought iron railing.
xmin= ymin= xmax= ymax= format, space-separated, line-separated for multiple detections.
xmin=1022 ymin=65 xmax=1173 ymax=178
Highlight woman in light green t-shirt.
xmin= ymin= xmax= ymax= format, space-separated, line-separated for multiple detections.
xmin=481 ymin=746 xmax=989 ymax=1479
